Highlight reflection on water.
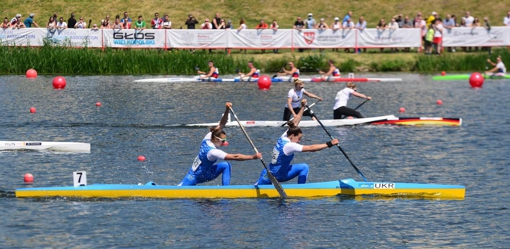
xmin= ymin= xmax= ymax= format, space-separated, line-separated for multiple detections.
xmin=0 ymin=74 xmax=509 ymax=248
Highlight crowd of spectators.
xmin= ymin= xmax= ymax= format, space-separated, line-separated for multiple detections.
xmin=2 ymin=10 xmax=510 ymax=53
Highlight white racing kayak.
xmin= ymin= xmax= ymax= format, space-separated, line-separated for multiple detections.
xmin=0 ymin=141 xmax=91 ymax=153
xmin=134 ymin=75 xmax=402 ymax=83
xmin=185 ymin=115 xmax=398 ymax=127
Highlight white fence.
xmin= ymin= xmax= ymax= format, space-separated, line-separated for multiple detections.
xmin=1 ymin=27 xmax=509 ymax=49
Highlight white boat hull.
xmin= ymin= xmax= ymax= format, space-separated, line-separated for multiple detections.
xmin=134 ymin=77 xmax=402 ymax=83
xmin=185 ymin=115 xmax=397 ymax=127
xmin=0 ymin=141 xmax=91 ymax=153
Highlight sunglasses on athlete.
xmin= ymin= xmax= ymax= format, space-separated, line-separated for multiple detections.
xmin=214 ymin=136 xmax=227 ymax=143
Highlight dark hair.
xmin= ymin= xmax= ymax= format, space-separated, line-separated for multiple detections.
xmin=286 ymin=122 xmax=302 ymax=137
xmin=210 ymin=127 xmax=226 ymax=139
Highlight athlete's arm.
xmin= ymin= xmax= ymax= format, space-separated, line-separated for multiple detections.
xmin=301 ymin=139 xmax=338 ymax=152
xmin=224 ymin=153 xmax=262 ymax=161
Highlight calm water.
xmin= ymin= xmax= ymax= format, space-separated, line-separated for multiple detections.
xmin=0 ymin=74 xmax=509 ymax=248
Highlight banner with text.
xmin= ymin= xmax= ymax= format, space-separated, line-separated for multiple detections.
xmin=292 ymin=29 xmax=356 ymax=48
xmin=357 ymin=28 xmax=421 ymax=48
xmin=103 ymin=29 xmax=166 ymax=48
xmin=228 ymin=29 xmax=292 ymax=48
xmin=442 ymin=27 xmax=510 ymax=47
xmin=0 ymin=28 xmax=43 ymax=46
xmin=167 ymin=30 xmax=228 ymax=48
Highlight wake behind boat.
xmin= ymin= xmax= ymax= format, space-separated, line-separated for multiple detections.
xmin=15 ymin=178 xmax=465 ymax=199
xmin=0 ymin=141 xmax=90 ymax=153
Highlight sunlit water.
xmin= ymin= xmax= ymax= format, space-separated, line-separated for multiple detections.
xmin=0 ymin=74 xmax=509 ymax=248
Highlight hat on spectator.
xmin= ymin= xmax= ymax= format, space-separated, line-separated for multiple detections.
xmin=432 ymin=11 xmax=437 ymax=15
xmin=16 ymin=14 xmax=21 ymax=18
xmin=308 ymin=13 xmax=313 ymax=17
xmin=334 ymin=17 xmax=339 ymax=21
xmin=29 ymin=13 xmax=35 ymax=17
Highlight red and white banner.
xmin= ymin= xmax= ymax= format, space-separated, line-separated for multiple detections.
xmin=2 ymin=27 xmax=510 ymax=49
xmin=293 ymin=29 xmax=356 ymax=48
xmin=357 ymin=28 xmax=422 ymax=48
xmin=442 ymin=27 xmax=510 ymax=47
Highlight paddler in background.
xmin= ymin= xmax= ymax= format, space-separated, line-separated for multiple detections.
xmin=486 ymin=55 xmax=507 ymax=76
xmin=283 ymin=78 xmax=323 ymax=121
xmin=238 ymin=61 xmax=260 ymax=81
xmin=255 ymin=99 xmax=339 ymax=185
xmin=333 ymin=82 xmax=371 ymax=119
xmin=275 ymin=61 xmax=300 ymax=81
xmin=197 ymin=61 xmax=219 ymax=81
xmin=179 ymin=102 xmax=262 ymax=186
xmin=319 ymin=59 xmax=341 ymax=81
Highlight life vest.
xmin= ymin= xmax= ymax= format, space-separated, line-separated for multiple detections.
xmin=292 ymin=69 xmax=300 ymax=78
xmin=332 ymin=68 xmax=340 ymax=76
xmin=212 ymin=68 xmax=219 ymax=78
xmin=252 ymin=69 xmax=260 ymax=78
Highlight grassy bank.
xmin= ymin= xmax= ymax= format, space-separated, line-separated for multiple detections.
xmin=2 ymin=0 xmax=508 ymax=31
xmin=1 ymin=44 xmax=508 ymax=75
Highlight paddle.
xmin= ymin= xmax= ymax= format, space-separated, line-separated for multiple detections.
xmin=306 ymin=105 xmax=368 ymax=182
xmin=228 ymin=106 xmax=287 ymax=198
xmin=340 ymin=99 xmax=370 ymax=119
xmin=281 ymin=100 xmax=320 ymax=127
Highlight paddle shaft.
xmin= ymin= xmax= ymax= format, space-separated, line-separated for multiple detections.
xmin=340 ymin=99 xmax=370 ymax=119
xmin=306 ymin=105 xmax=368 ymax=182
xmin=281 ymin=101 xmax=319 ymax=127
xmin=228 ymin=107 xmax=288 ymax=198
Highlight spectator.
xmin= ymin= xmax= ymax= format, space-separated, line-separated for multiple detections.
xmin=91 ymin=23 xmax=99 ymax=30
xmin=24 ymin=13 xmax=39 ymax=28
xmin=377 ymin=19 xmax=387 ymax=52
xmin=162 ymin=14 xmax=171 ymax=29
xmin=331 ymin=17 xmax=341 ymax=31
xmin=151 ymin=13 xmax=163 ymax=29
xmin=10 ymin=14 xmax=22 ymax=26
xmin=47 ymin=16 xmax=56 ymax=32
xmin=270 ymin=20 xmax=279 ymax=53
xmin=201 ymin=18 xmax=212 ymax=29
xmin=452 ymin=15 xmax=459 ymax=27
xmin=53 ymin=13 xmax=58 ymax=23
xmin=317 ymin=18 xmax=328 ymax=30
xmin=237 ymin=19 xmax=247 ymax=31
xmin=343 ymin=11 xmax=353 ymax=24
xmin=121 ymin=12 xmax=132 ymax=29
xmin=217 ymin=19 xmax=226 ymax=29
xmin=293 ymin=16 xmax=304 ymax=31
xmin=427 ymin=12 xmax=438 ymax=27
xmin=355 ymin=16 xmax=367 ymax=53
xmin=402 ymin=15 xmax=413 ymax=28
xmin=212 ymin=13 xmax=221 ymax=29
xmin=342 ymin=17 xmax=354 ymax=29
xmin=443 ymin=14 xmax=456 ymax=52
xmin=413 ymin=12 xmax=422 ymax=27
xmin=225 ymin=20 xmax=233 ymax=29
xmin=134 ymin=16 xmax=146 ymax=30
xmin=255 ymin=19 xmax=268 ymax=53
xmin=415 ymin=16 xmax=427 ymax=51
xmin=305 ymin=13 xmax=316 ymax=29
xmin=424 ymin=21 xmax=434 ymax=55
xmin=472 ymin=17 xmax=481 ymax=27
xmin=462 ymin=11 xmax=474 ymax=27
xmin=504 ymin=11 xmax=510 ymax=26
xmin=57 ymin=17 xmax=67 ymax=30
xmin=101 ymin=16 xmax=111 ymax=29
xmin=75 ymin=17 xmax=87 ymax=29
xmin=392 ymin=14 xmax=403 ymax=28
xmin=388 ymin=18 xmax=400 ymax=52
xmin=433 ymin=18 xmax=443 ymax=54
xmin=459 ymin=19 xmax=467 ymax=27
xmin=2 ymin=17 xmax=11 ymax=28
xmin=67 ymin=13 xmax=76 ymax=29
xmin=112 ymin=18 xmax=123 ymax=30
xmin=185 ymin=14 xmax=198 ymax=29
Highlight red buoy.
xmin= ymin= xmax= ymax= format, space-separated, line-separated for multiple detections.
xmin=137 ymin=155 xmax=146 ymax=161
xmin=257 ymin=75 xmax=271 ymax=90
xmin=437 ymin=99 xmax=443 ymax=105
xmin=29 ymin=107 xmax=36 ymax=113
xmin=399 ymin=107 xmax=406 ymax=113
xmin=96 ymin=102 xmax=102 ymax=107
xmin=24 ymin=173 xmax=34 ymax=183
xmin=441 ymin=71 xmax=446 ymax=76
xmin=52 ymin=76 xmax=67 ymax=89
xmin=26 ymin=69 xmax=38 ymax=78
xmin=469 ymin=72 xmax=484 ymax=88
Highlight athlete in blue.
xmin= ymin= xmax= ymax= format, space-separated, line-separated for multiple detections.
xmin=256 ymin=99 xmax=339 ymax=185
xmin=179 ymin=102 xmax=262 ymax=186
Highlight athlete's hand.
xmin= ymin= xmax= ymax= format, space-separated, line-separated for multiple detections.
xmin=254 ymin=153 xmax=262 ymax=159
xmin=331 ymin=139 xmax=339 ymax=145
xmin=366 ymin=96 xmax=372 ymax=100
xmin=225 ymin=102 xmax=232 ymax=108
xmin=301 ymin=99 xmax=307 ymax=107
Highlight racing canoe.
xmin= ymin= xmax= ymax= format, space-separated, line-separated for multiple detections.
xmin=371 ymin=117 xmax=462 ymax=126
xmin=15 ymin=178 xmax=465 ymax=199
xmin=432 ymin=74 xmax=510 ymax=80
xmin=134 ymin=76 xmax=402 ymax=83
xmin=0 ymin=141 xmax=90 ymax=153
